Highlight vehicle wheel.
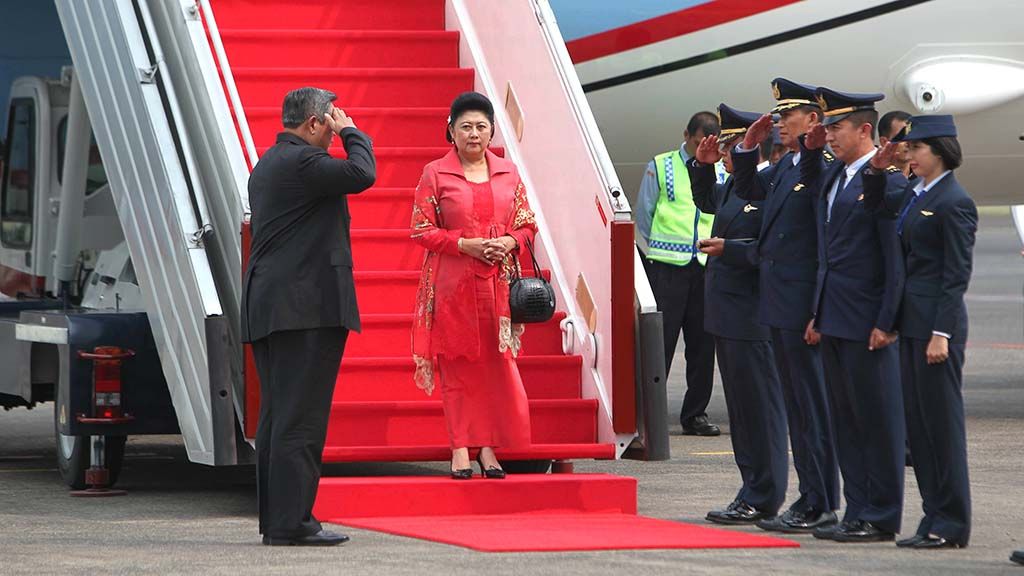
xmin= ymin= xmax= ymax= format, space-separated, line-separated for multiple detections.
xmin=501 ymin=459 xmax=552 ymax=474
xmin=54 ymin=401 xmax=126 ymax=489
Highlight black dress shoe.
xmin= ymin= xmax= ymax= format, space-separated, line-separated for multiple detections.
xmin=910 ymin=535 xmax=963 ymax=549
xmin=774 ymin=509 xmax=838 ymax=533
xmin=1010 ymin=549 xmax=1024 ymax=565
xmin=451 ymin=467 xmax=474 ymax=480
xmin=263 ymin=529 xmax=350 ymax=546
xmin=812 ymin=522 xmax=842 ymax=540
xmin=896 ymin=534 xmax=926 ymax=548
xmin=682 ymin=415 xmax=721 ymax=436
xmin=706 ymin=500 xmax=773 ymax=525
xmin=830 ymin=520 xmax=895 ymax=543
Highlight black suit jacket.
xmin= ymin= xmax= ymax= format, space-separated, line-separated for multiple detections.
xmin=241 ymin=129 xmax=376 ymax=342
xmin=800 ymin=144 xmax=904 ymax=341
xmin=862 ymin=169 xmax=977 ymax=341
xmin=688 ymin=158 xmax=768 ymax=341
xmin=731 ymin=147 xmax=819 ymax=331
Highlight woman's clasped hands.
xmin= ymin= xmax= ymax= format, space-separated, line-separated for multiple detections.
xmin=459 ymin=236 xmax=517 ymax=264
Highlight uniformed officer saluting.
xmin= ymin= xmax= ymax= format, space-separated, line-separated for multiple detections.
xmin=800 ymin=88 xmax=906 ymax=543
xmin=687 ymin=104 xmax=788 ymax=525
xmin=863 ymin=114 xmax=976 ymax=549
xmin=730 ymin=79 xmax=840 ymax=534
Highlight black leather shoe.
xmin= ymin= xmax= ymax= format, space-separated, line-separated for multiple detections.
xmin=830 ymin=520 xmax=895 ymax=543
xmin=706 ymin=500 xmax=773 ymax=525
xmin=1010 ymin=549 xmax=1024 ymax=565
xmin=910 ymin=535 xmax=963 ymax=549
xmin=896 ymin=534 xmax=926 ymax=548
xmin=682 ymin=415 xmax=721 ymax=436
xmin=775 ymin=509 xmax=838 ymax=533
xmin=812 ymin=521 xmax=847 ymax=540
xmin=263 ymin=529 xmax=350 ymax=546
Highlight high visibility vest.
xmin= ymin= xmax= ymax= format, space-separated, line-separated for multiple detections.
xmin=647 ymin=150 xmax=715 ymax=266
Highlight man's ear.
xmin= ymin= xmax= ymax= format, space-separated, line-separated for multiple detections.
xmin=682 ymin=130 xmax=691 ymax=142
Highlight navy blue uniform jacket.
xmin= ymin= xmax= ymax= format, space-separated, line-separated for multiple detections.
xmin=862 ymin=169 xmax=977 ymax=340
xmin=687 ymin=158 xmax=768 ymax=341
xmin=731 ymin=147 xmax=818 ymax=332
xmin=800 ymin=143 xmax=904 ymax=341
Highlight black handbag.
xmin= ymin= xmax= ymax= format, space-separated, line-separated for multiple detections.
xmin=509 ymin=239 xmax=556 ymax=323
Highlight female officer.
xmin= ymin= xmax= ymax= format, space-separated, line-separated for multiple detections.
xmin=863 ymin=115 xmax=977 ymax=549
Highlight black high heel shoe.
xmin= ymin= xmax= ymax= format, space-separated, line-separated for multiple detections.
xmin=476 ymin=454 xmax=506 ymax=479
xmin=451 ymin=457 xmax=473 ymax=480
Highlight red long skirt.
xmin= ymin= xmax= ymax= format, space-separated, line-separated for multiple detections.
xmin=437 ymin=278 xmax=532 ymax=450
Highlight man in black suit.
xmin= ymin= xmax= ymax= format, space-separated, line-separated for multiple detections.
xmin=730 ymin=79 xmax=840 ymax=534
xmin=241 ymin=87 xmax=376 ymax=546
xmin=688 ymin=104 xmax=788 ymax=526
xmin=800 ymin=88 xmax=906 ymax=543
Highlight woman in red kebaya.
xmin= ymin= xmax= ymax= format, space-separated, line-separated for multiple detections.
xmin=410 ymin=92 xmax=536 ymax=479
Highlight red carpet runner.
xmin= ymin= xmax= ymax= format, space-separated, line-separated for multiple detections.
xmin=216 ymin=0 xmax=796 ymax=551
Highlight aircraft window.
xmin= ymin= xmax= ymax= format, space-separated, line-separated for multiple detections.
xmin=1 ymin=98 xmax=36 ymax=248
xmin=118 ymin=258 xmax=137 ymax=286
xmin=57 ymin=116 xmax=108 ymax=197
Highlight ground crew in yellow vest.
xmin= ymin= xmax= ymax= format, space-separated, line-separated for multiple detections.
xmin=636 ymin=111 xmax=720 ymax=436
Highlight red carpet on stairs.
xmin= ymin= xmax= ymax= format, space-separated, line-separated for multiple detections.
xmin=214 ymin=0 xmax=795 ymax=552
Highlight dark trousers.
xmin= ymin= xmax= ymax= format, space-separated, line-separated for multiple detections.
xmin=770 ymin=327 xmax=840 ymax=513
xmin=716 ymin=336 xmax=788 ymax=514
xmin=646 ymin=259 xmax=715 ymax=424
xmin=252 ymin=327 xmax=348 ymax=538
xmin=820 ymin=334 xmax=905 ymax=533
xmin=902 ymin=336 xmax=971 ymax=545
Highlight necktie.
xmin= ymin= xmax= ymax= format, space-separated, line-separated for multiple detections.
xmin=896 ymin=191 xmax=921 ymax=235
xmin=827 ymin=170 xmax=847 ymax=222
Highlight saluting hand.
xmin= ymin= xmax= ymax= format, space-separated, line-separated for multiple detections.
xmin=742 ymin=114 xmax=774 ymax=150
xmin=695 ymin=135 xmax=724 ymax=165
xmin=805 ymin=123 xmax=827 ymax=150
xmin=324 ymin=107 xmax=356 ymax=134
xmin=871 ymin=141 xmax=899 ymax=171
xmin=868 ymin=328 xmax=897 ymax=351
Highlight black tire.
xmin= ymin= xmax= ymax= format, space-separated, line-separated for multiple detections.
xmin=501 ymin=459 xmax=552 ymax=474
xmin=54 ymin=401 xmax=126 ymax=490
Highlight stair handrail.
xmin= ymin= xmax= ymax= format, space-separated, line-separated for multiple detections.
xmin=196 ymin=0 xmax=259 ymax=174
xmin=531 ymin=0 xmax=631 ymax=220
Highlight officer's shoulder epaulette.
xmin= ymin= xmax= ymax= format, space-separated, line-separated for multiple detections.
xmin=886 ymin=165 xmax=900 ymax=174
xmin=823 ymin=150 xmax=835 ymax=163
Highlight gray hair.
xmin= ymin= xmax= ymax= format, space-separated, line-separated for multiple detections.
xmin=281 ymin=87 xmax=336 ymax=129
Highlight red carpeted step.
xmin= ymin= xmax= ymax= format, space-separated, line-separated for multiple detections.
xmin=321 ymin=443 xmax=616 ymax=463
xmin=325 ymin=398 xmax=598 ymax=446
xmin=350 ymin=230 xmax=423 ymax=271
xmin=345 ymin=312 xmax=566 ymax=358
xmin=348 ymin=188 xmax=416 ymax=229
xmin=219 ymin=30 xmax=459 ymax=69
xmin=208 ymin=0 xmax=445 ymax=31
xmin=336 ymin=356 xmax=582 ymax=401
xmin=234 ymin=68 xmax=474 ymax=107
xmin=353 ymin=270 xmax=552 ymax=314
xmin=313 ymin=474 xmax=636 ymax=519
xmin=247 ymin=108 xmax=448 ymax=149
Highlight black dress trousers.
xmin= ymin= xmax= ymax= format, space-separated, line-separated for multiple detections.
xmin=646 ymin=258 xmax=716 ymax=424
xmin=715 ymin=336 xmax=788 ymax=513
xmin=252 ymin=327 xmax=348 ymax=538
xmin=902 ymin=335 xmax=971 ymax=545
xmin=820 ymin=334 xmax=905 ymax=534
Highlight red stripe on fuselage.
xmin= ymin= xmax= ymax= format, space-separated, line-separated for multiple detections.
xmin=566 ymin=0 xmax=803 ymax=63
xmin=0 ymin=262 xmax=44 ymax=298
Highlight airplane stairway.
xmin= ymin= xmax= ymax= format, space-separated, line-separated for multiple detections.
xmin=212 ymin=0 xmax=620 ymax=524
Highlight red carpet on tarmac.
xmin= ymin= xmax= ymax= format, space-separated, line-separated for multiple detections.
xmin=313 ymin=474 xmax=798 ymax=552
xmin=336 ymin=514 xmax=799 ymax=553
